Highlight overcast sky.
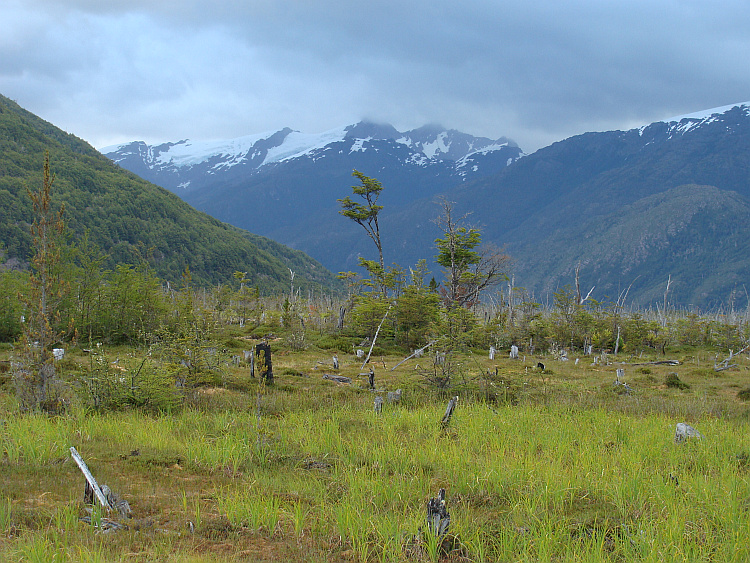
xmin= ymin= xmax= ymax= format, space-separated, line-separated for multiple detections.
xmin=2 ymin=0 xmax=749 ymax=153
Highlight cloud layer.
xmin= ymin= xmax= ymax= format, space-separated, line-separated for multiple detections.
xmin=3 ymin=0 xmax=750 ymax=152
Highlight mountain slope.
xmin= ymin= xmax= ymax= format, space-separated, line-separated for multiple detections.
xmin=0 ymin=94 xmax=338 ymax=292
xmin=418 ymin=102 xmax=750 ymax=307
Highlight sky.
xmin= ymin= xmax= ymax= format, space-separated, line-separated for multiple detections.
xmin=2 ymin=1 xmax=750 ymax=154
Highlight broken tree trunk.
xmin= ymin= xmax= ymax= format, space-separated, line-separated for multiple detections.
xmin=441 ymin=396 xmax=458 ymax=429
xmin=70 ymin=446 xmax=112 ymax=511
xmin=360 ymin=305 xmax=391 ymax=370
xmin=714 ymin=345 xmax=750 ymax=372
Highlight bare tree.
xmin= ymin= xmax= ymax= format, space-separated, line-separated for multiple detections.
xmin=433 ymin=198 xmax=509 ymax=308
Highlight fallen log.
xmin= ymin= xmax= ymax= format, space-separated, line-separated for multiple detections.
xmin=620 ymin=360 xmax=681 ymax=366
xmin=714 ymin=345 xmax=750 ymax=372
xmin=323 ymin=374 xmax=351 ymax=384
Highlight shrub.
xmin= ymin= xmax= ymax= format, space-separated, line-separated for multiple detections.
xmin=665 ymin=373 xmax=690 ymax=390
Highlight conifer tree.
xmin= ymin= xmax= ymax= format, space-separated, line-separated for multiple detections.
xmin=15 ymin=151 xmax=68 ymax=411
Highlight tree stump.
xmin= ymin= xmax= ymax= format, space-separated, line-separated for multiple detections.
xmin=426 ymin=488 xmax=450 ymax=537
xmin=441 ymin=396 xmax=458 ymax=428
xmin=255 ymin=342 xmax=272 ymax=382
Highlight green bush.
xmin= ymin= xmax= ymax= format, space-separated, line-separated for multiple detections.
xmin=315 ymin=335 xmax=354 ymax=352
xmin=665 ymin=373 xmax=690 ymax=390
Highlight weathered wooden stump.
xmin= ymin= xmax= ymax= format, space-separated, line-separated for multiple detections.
xmin=441 ymin=396 xmax=458 ymax=428
xmin=254 ymin=342 xmax=273 ymax=382
xmin=426 ymin=488 xmax=450 ymax=537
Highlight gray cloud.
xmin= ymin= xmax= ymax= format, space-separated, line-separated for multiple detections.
xmin=2 ymin=0 xmax=750 ymax=153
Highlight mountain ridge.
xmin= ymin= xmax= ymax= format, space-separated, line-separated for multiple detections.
xmin=101 ymin=101 xmax=750 ymax=308
xmin=102 ymin=121 xmax=522 ymax=193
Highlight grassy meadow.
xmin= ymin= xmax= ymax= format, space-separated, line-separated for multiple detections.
xmin=1 ymin=340 xmax=750 ymax=562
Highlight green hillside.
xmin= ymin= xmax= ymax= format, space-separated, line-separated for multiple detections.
xmin=0 ymin=94 xmax=339 ymax=292
xmin=512 ymin=184 xmax=750 ymax=307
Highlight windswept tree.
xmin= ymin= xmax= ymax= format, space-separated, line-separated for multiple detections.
xmin=338 ymin=169 xmax=385 ymax=272
xmin=434 ymin=198 xmax=509 ymax=308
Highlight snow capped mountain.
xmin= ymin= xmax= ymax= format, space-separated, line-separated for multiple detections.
xmin=663 ymin=101 xmax=750 ymax=124
xmin=102 ymin=121 xmax=522 ymax=193
xmin=645 ymin=101 xmax=750 ymax=138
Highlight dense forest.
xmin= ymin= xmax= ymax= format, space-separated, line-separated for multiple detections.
xmin=0 ymin=94 xmax=338 ymax=292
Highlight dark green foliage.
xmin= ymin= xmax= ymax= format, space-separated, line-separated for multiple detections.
xmin=314 ymin=335 xmax=356 ymax=353
xmin=737 ymin=388 xmax=750 ymax=401
xmin=76 ymin=345 xmax=183 ymax=413
xmin=350 ymin=294 xmax=391 ymax=340
xmin=395 ymin=284 xmax=440 ymax=349
xmin=0 ymin=94 xmax=340 ymax=293
xmin=338 ymin=170 xmax=385 ymax=274
xmin=0 ymin=271 xmax=26 ymax=341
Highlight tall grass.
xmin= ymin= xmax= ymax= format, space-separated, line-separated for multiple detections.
xmin=1 ymin=387 xmax=749 ymax=561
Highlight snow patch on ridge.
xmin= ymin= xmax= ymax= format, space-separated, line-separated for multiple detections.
xmin=263 ymin=126 xmax=349 ymax=164
xmin=420 ymin=133 xmax=451 ymax=159
xmin=155 ymin=133 xmax=271 ymax=167
xmin=663 ymin=102 xmax=750 ymax=124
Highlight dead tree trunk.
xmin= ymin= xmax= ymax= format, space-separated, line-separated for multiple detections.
xmin=441 ymin=396 xmax=458 ymax=429
xmin=360 ymin=306 xmax=391 ymax=370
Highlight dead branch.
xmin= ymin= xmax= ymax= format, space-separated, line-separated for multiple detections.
xmin=714 ymin=344 xmax=750 ymax=372
xmin=391 ymin=340 xmax=436 ymax=371
xmin=361 ymin=305 xmax=391 ymax=370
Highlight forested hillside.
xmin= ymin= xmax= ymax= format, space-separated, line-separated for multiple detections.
xmin=0 ymin=94 xmax=338 ymax=292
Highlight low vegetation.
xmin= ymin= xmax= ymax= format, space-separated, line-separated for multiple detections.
xmin=1 ymin=294 xmax=749 ymax=561
xmin=1 ymin=139 xmax=749 ymax=561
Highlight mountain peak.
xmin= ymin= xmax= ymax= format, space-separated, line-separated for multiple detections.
xmin=344 ymin=121 xmax=400 ymax=140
